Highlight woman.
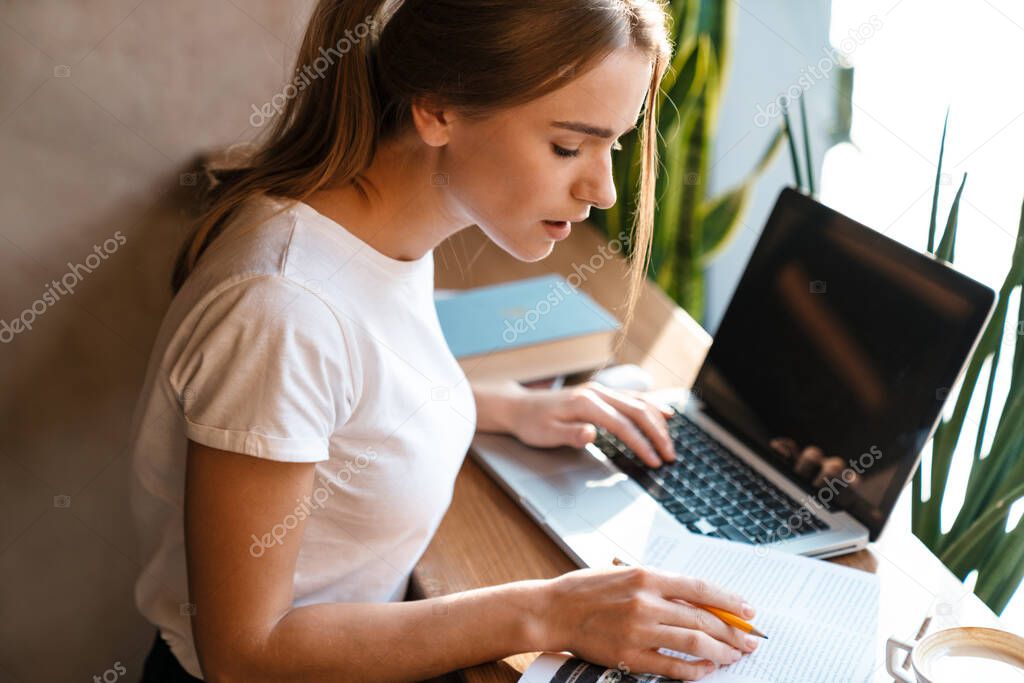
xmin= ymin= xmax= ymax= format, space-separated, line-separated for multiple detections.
xmin=129 ymin=1 xmax=761 ymax=680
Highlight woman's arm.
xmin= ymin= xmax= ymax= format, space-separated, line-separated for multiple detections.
xmin=471 ymin=379 xmax=527 ymax=433
xmin=186 ymin=439 xmax=756 ymax=683
xmin=185 ymin=439 xmax=547 ymax=683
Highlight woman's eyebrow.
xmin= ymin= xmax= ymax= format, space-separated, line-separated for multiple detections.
xmin=551 ymin=120 xmax=637 ymax=138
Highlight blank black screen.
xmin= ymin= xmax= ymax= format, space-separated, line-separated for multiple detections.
xmin=692 ymin=189 xmax=994 ymax=539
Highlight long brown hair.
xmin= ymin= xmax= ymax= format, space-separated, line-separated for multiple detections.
xmin=173 ymin=0 xmax=671 ymax=334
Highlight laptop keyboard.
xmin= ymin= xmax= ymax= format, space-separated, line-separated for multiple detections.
xmin=592 ymin=407 xmax=829 ymax=544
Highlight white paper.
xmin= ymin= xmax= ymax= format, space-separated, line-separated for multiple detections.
xmin=652 ymin=532 xmax=877 ymax=682
xmin=520 ymin=531 xmax=879 ymax=683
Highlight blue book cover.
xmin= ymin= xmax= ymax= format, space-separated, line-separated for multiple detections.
xmin=434 ymin=274 xmax=620 ymax=358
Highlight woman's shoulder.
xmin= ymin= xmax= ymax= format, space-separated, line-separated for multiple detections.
xmin=183 ymin=194 xmax=351 ymax=302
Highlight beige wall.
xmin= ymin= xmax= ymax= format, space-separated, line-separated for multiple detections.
xmin=0 ymin=2 xmax=316 ymax=680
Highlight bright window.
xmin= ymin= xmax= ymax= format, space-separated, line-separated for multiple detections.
xmin=823 ymin=0 xmax=1024 ymax=630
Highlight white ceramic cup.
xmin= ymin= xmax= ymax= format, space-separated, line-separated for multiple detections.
xmin=885 ymin=626 xmax=1024 ymax=682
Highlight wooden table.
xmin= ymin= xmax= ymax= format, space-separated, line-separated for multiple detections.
xmin=417 ymin=223 xmax=1002 ymax=682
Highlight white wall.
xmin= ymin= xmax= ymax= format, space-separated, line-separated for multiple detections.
xmin=703 ymin=0 xmax=834 ymax=332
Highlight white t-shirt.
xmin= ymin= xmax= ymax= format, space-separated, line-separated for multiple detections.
xmin=128 ymin=194 xmax=477 ymax=679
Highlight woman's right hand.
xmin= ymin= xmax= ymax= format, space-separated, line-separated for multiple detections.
xmin=540 ymin=564 xmax=760 ymax=680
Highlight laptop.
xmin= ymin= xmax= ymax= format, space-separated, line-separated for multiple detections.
xmin=470 ymin=188 xmax=996 ymax=566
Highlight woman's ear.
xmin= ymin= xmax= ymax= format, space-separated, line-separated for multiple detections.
xmin=410 ymin=96 xmax=454 ymax=148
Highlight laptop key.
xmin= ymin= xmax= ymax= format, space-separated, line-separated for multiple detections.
xmin=602 ymin=413 xmax=836 ymax=540
xmin=740 ymin=521 xmax=764 ymax=535
xmin=810 ymin=516 xmax=829 ymax=530
xmin=674 ymin=510 xmax=700 ymax=524
xmin=694 ymin=518 xmax=717 ymax=534
xmin=663 ymin=500 xmax=687 ymax=514
xmin=664 ymin=479 xmax=687 ymax=493
xmin=645 ymin=484 xmax=674 ymax=502
xmin=716 ymin=524 xmax=751 ymax=543
xmin=677 ymin=494 xmax=702 ymax=509
xmin=709 ymin=493 xmax=732 ymax=507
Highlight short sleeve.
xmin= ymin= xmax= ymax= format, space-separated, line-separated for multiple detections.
xmin=168 ymin=275 xmax=354 ymax=462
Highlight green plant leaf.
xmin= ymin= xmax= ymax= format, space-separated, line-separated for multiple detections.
xmin=921 ymin=219 xmax=1015 ymax=548
xmin=917 ymin=170 xmax=967 ymax=548
xmin=939 ymin=480 xmax=1024 ymax=570
xmin=698 ymin=187 xmax=748 ymax=262
xmin=941 ymin=354 xmax=1024 ymax=555
xmin=972 ymin=329 xmax=1005 ymax=462
xmin=974 ymin=520 xmax=1024 ymax=613
xmin=928 ymin=109 xmax=950 ymax=254
xmin=656 ymin=37 xmax=709 ymax=153
xmin=799 ymin=95 xmax=814 ymax=196
xmin=755 ymin=123 xmax=787 ymax=175
xmin=935 ymin=173 xmax=967 ymax=263
xmin=653 ymin=115 xmax=689 ymax=286
xmin=671 ymin=0 xmax=698 ymax=51
xmin=697 ymin=127 xmax=786 ymax=261
xmin=697 ymin=0 xmax=731 ymax=80
xmin=1011 ymin=289 xmax=1024 ymax=393
xmin=782 ymin=104 xmax=803 ymax=192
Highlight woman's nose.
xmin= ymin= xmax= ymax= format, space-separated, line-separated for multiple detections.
xmin=573 ymin=156 xmax=617 ymax=210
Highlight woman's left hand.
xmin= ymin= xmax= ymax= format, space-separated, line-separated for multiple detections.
xmin=508 ymin=381 xmax=677 ymax=468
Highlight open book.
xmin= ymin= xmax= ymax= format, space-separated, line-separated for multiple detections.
xmin=519 ymin=532 xmax=879 ymax=682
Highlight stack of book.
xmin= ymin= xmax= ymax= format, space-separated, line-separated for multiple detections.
xmin=434 ymin=274 xmax=621 ymax=384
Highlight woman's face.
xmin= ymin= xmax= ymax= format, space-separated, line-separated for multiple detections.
xmin=440 ymin=48 xmax=653 ymax=262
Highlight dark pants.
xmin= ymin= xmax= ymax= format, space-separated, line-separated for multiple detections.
xmin=139 ymin=631 xmax=204 ymax=682
xmin=137 ymin=626 xmax=462 ymax=682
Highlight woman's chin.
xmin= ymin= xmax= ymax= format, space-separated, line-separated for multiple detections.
xmin=483 ymin=226 xmax=556 ymax=262
xmin=521 ymin=244 xmax=555 ymax=262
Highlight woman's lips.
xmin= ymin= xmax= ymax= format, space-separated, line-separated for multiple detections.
xmin=542 ymin=220 xmax=571 ymax=240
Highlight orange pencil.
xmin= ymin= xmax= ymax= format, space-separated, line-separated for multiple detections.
xmin=611 ymin=556 xmax=768 ymax=639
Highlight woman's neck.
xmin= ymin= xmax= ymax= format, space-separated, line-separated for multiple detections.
xmin=305 ymin=132 xmax=469 ymax=262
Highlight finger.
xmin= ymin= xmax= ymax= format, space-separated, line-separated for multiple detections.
xmin=812 ymin=456 xmax=846 ymax=488
xmin=621 ymin=389 xmax=677 ymax=417
xmin=651 ymin=624 xmax=743 ymax=666
xmin=553 ymin=421 xmax=598 ymax=449
xmin=639 ymin=594 xmax=755 ymax=655
xmin=570 ymin=388 xmax=664 ymax=466
xmin=646 ymin=398 xmax=677 ymax=419
xmin=794 ymin=445 xmax=824 ymax=480
xmin=625 ymin=651 xmax=717 ymax=681
xmin=657 ymin=572 xmax=755 ymax=620
xmin=666 ymin=598 xmax=760 ymax=654
xmin=654 ymin=402 xmax=675 ymax=417
xmin=586 ymin=384 xmax=675 ymax=464
xmin=769 ymin=436 xmax=799 ymax=461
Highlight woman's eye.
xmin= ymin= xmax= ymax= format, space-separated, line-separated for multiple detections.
xmin=612 ymin=140 xmax=624 ymax=151
xmin=552 ymin=144 xmax=581 ymax=158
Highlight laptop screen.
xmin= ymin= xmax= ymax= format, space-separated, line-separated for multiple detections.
xmin=692 ymin=188 xmax=994 ymax=540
